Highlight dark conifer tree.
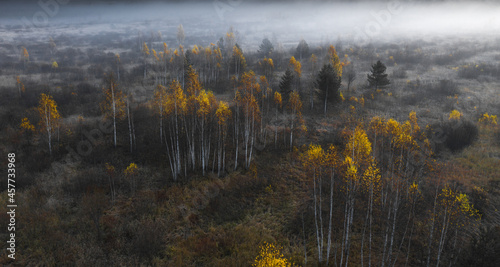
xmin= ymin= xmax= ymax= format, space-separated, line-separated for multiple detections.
xmin=316 ymin=64 xmax=341 ymax=114
xmin=295 ymin=39 xmax=310 ymax=61
xmin=279 ymin=69 xmax=294 ymax=104
xmin=258 ymin=38 xmax=274 ymax=57
xmin=367 ymin=60 xmax=390 ymax=90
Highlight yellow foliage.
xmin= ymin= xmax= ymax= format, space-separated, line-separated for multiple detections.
xmin=216 ymin=101 xmax=232 ymax=126
xmin=328 ymin=45 xmax=344 ymax=77
xmin=409 ymin=111 xmax=420 ymax=134
xmin=289 ymin=56 xmax=301 ymax=77
xmin=20 ymin=117 xmax=35 ymax=132
xmin=105 ymin=163 xmax=115 ymax=174
xmin=124 ymin=163 xmax=138 ymax=176
xmin=192 ymin=44 xmax=199 ymax=55
xmin=261 ymin=57 xmax=274 ymax=69
xmin=440 ymin=186 xmax=480 ymax=223
xmin=478 ymin=113 xmax=497 ymax=125
xmin=37 ymin=93 xmax=61 ymax=129
xmin=196 ymin=90 xmax=211 ymax=117
xmin=370 ymin=116 xmax=386 ymax=136
xmin=302 ymin=144 xmax=325 ymax=168
xmin=362 ymin=163 xmax=381 ymax=194
xmin=288 ymin=91 xmax=302 ymax=114
xmin=186 ymin=66 xmax=203 ymax=96
xmin=409 ymin=182 xmax=420 ymax=198
xmin=142 ymin=42 xmax=150 ymax=55
xmin=22 ymin=46 xmax=29 ymax=61
xmin=100 ymin=78 xmax=126 ymax=120
xmin=253 ymin=242 xmax=290 ymax=267
xmin=232 ymin=45 xmax=247 ymax=69
xmin=166 ymin=80 xmax=186 ymax=115
xmin=346 ymin=126 xmax=372 ymax=163
xmin=386 ymin=119 xmax=401 ymax=138
xmin=344 ymin=156 xmax=358 ymax=179
xmin=274 ymin=91 xmax=282 ymax=109
xmin=152 ymin=49 xmax=159 ymax=61
xmin=449 ymin=110 xmax=462 ymax=120
xmin=51 ymin=61 xmax=58 ymax=68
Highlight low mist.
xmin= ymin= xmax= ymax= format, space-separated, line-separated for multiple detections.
xmin=1 ymin=1 xmax=499 ymax=49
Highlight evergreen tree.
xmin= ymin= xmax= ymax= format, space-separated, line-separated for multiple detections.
xmin=258 ymin=37 xmax=274 ymax=57
xmin=279 ymin=69 xmax=294 ymax=104
xmin=316 ymin=64 xmax=341 ymax=114
xmin=367 ymin=60 xmax=390 ymax=90
xmin=295 ymin=39 xmax=310 ymax=61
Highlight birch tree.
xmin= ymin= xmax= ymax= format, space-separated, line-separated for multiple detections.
xmin=37 ymin=93 xmax=60 ymax=155
xmin=100 ymin=74 xmax=126 ymax=148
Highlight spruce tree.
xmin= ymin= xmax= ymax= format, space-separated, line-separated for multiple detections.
xmin=367 ymin=60 xmax=390 ymax=90
xmin=258 ymin=38 xmax=274 ymax=57
xmin=316 ymin=64 xmax=341 ymax=114
xmin=279 ymin=69 xmax=294 ymax=104
xmin=295 ymin=39 xmax=310 ymax=61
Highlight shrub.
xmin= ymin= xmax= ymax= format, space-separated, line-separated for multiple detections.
xmin=430 ymin=79 xmax=459 ymax=97
xmin=442 ymin=119 xmax=478 ymax=152
xmin=392 ymin=67 xmax=407 ymax=79
xmin=129 ymin=219 xmax=164 ymax=260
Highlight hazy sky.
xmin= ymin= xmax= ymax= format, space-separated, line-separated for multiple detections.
xmin=1 ymin=1 xmax=499 ymax=49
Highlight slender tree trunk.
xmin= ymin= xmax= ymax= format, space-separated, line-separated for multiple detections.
xmin=302 ymin=212 xmax=308 ymax=266
xmin=127 ymin=97 xmax=133 ymax=153
xmin=327 ymin=169 xmax=335 ymax=265
xmin=111 ymin=83 xmax=117 ymax=148
xmin=426 ymin=188 xmax=439 ymax=267
xmin=387 ymin=187 xmax=400 ymax=266
xmin=313 ymin=170 xmax=322 ymax=263
xmin=436 ymin=208 xmax=450 ymax=267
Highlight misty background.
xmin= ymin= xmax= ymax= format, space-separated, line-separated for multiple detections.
xmin=1 ymin=1 xmax=499 ymax=51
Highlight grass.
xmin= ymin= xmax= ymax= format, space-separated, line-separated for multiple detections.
xmin=453 ymin=125 xmax=500 ymax=184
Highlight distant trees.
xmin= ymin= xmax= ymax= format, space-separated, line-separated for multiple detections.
xmin=231 ymin=44 xmax=246 ymax=78
xmin=289 ymin=56 xmax=302 ymax=92
xmin=287 ymin=91 xmax=303 ymax=150
xmin=258 ymin=37 xmax=274 ymax=57
xmin=273 ymin=91 xmax=282 ymax=146
xmin=316 ymin=64 xmax=341 ymax=114
xmin=344 ymin=64 xmax=356 ymax=91
xmin=367 ymin=60 xmax=390 ymax=90
xmin=295 ymin=39 xmax=310 ymax=61
xmin=177 ymin=24 xmax=185 ymax=45
xmin=259 ymin=57 xmax=274 ymax=83
xmin=16 ymin=76 xmax=25 ymax=97
xmin=21 ymin=46 xmax=29 ymax=70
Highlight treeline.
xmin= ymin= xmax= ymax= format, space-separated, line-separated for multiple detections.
xmin=19 ymin=28 xmax=355 ymax=180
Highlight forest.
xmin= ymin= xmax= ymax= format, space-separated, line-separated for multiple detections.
xmin=1 ymin=1 xmax=500 ymax=266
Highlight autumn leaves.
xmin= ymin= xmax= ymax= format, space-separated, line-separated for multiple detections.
xmin=298 ymin=111 xmax=480 ymax=266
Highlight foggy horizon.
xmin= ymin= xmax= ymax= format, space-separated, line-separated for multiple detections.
xmin=1 ymin=1 xmax=499 ymax=51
